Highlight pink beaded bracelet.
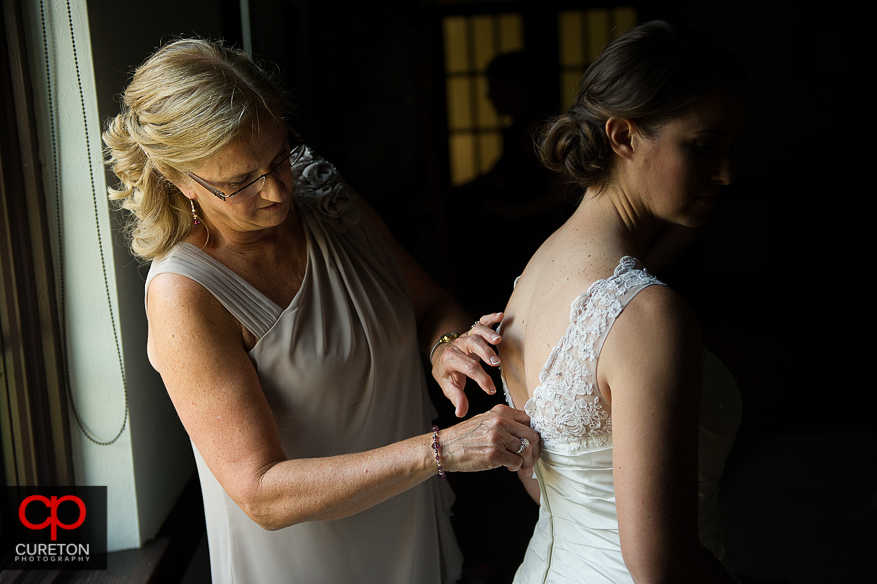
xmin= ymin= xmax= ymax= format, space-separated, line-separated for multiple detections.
xmin=431 ymin=425 xmax=446 ymax=479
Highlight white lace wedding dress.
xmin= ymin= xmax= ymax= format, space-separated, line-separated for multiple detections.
xmin=504 ymin=256 xmax=742 ymax=584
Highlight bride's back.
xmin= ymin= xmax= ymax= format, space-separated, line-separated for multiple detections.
xmin=500 ymin=210 xmax=628 ymax=411
xmin=501 ymin=20 xmax=744 ymax=584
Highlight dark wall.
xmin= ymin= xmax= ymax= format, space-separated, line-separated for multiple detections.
xmin=647 ymin=5 xmax=871 ymax=582
xmin=250 ymin=0 xmax=436 ymax=269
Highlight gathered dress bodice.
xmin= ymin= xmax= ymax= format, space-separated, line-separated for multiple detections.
xmin=145 ymin=147 xmax=461 ymax=583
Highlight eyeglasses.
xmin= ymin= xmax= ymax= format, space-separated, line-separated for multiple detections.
xmin=187 ymin=134 xmax=305 ymax=205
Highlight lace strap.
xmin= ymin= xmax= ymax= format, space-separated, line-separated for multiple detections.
xmin=540 ymin=257 xmax=664 ymax=385
xmin=526 ymin=256 xmax=665 ymax=453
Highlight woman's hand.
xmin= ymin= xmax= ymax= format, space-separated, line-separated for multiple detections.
xmin=431 ymin=312 xmax=504 ymax=417
xmin=353 ymin=198 xmax=506 ymax=417
xmin=440 ymin=405 xmax=540 ymax=475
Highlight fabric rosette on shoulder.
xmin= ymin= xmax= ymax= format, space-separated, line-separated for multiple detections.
xmin=292 ymin=145 xmax=360 ymax=231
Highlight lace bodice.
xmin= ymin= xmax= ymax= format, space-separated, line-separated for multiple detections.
xmin=506 ymin=256 xmax=665 ymax=454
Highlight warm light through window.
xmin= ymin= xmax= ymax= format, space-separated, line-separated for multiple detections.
xmin=442 ymin=14 xmax=523 ymax=186
xmin=558 ymin=7 xmax=637 ymax=111
xmin=441 ymin=8 xmax=636 ymax=187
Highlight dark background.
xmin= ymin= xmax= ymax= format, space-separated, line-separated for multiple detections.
xmin=87 ymin=1 xmax=873 ymax=582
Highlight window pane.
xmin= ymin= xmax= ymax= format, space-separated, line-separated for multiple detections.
xmin=446 ymin=77 xmax=472 ymax=130
xmin=444 ymin=17 xmax=469 ymax=73
xmin=612 ymin=7 xmax=638 ymax=37
xmin=586 ymin=9 xmax=610 ymax=63
xmin=449 ymin=134 xmax=477 ymax=186
xmin=475 ymin=74 xmax=498 ymax=128
xmin=479 ymin=132 xmax=503 ymax=174
xmin=498 ymin=14 xmax=523 ymax=53
xmin=472 ymin=16 xmax=495 ymax=71
xmin=558 ymin=11 xmax=584 ymax=67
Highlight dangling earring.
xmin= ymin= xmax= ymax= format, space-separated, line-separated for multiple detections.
xmin=190 ymin=199 xmax=201 ymax=226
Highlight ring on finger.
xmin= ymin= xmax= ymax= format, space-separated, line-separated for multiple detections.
xmin=515 ymin=437 xmax=530 ymax=454
xmin=468 ymin=321 xmax=480 ymax=336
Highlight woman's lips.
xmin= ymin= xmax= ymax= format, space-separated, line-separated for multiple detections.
xmin=261 ymin=199 xmax=286 ymax=211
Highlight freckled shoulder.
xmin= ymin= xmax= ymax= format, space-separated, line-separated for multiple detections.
xmin=146 ymin=271 xmax=250 ymax=369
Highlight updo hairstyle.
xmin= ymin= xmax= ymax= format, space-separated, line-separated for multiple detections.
xmin=103 ymin=38 xmax=289 ymax=261
xmin=539 ymin=20 xmax=742 ymax=191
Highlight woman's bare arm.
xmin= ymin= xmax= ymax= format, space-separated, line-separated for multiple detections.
xmin=147 ymin=273 xmax=539 ymax=531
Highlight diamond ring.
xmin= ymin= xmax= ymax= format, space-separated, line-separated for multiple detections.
xmin=515 ymin=437 xmax=530 ymax=454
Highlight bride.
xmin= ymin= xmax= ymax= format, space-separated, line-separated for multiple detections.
xmin=499 ymin=21 xmax=744 ymax=583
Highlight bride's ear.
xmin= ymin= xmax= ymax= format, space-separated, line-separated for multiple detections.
xmin=605 ymin=118 xmax=636 ymax=160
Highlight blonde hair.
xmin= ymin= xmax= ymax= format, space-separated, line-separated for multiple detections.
xmin=103 ymin=38 xmax=288 ymax=261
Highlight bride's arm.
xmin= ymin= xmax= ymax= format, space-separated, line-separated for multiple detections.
xmin=600 ymin=286 xmax=737 ymax=584
xmin=518 ymin=469 xmax=540 ymax=504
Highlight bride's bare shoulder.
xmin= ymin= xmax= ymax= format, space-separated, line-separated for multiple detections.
xmin=514 ymin=239 xmax=620 ymax=307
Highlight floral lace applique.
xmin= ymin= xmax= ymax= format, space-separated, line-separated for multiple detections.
xmin=523 ymin=256 xmax=665 ymax=453
xmin=292 ymin=145 xmax=360 ymax=231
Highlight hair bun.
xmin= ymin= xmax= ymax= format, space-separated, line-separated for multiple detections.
xmin=538 ymin=108 xmax=610 ymax=190
xmin=537 ymin=20 xmax=741 ymax=193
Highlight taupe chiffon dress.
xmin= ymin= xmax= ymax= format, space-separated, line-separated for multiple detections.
xmin=145 ymin=148 xmax=462 ymax=583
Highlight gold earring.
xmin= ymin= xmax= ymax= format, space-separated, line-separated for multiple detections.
xmin=190 ymin=199 xmax=201 ymax=226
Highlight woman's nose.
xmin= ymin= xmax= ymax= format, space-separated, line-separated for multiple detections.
xmin=713 ymin=156 xmax=734 ymax=186
xmin=260 ymin=171 xmax=291 ymax=202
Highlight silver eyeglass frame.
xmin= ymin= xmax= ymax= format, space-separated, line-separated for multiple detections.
xmin=187 ymin=132 xmax=305 ymax=204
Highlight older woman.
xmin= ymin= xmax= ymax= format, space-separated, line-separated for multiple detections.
xmin=103 ymin=38 xmax=538 ymax=584
xmin=499 ymin=21 xmax=743 ymax=583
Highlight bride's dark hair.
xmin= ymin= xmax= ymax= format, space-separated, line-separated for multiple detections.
xmin=539 ymin=20 xmax=743 ymax=191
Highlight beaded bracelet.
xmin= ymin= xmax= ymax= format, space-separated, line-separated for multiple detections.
xmin=431 ymin=425 xmax=446 ymax=479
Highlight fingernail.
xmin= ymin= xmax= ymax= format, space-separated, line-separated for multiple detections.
xmin=490 ymin=356 xmax=500 ymax=365
xmin=491 ymin=334 xmax=500 ymax=342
